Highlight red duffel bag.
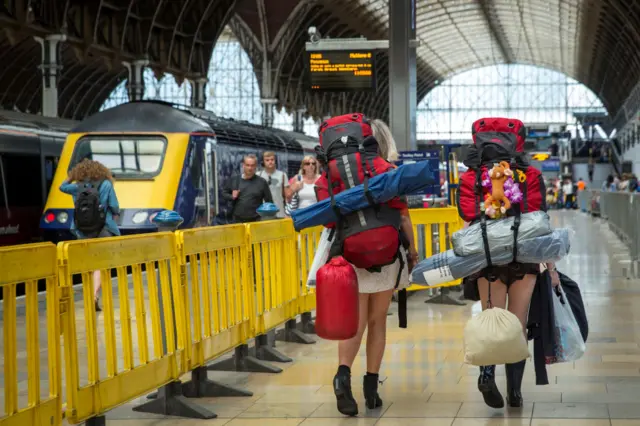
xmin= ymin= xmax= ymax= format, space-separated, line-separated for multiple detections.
xmin=315 ymin=256 xmax=359 ymax=340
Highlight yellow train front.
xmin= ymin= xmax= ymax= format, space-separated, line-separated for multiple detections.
xmin=40 ymin=101 xmax=314 ymax=242
xmin=40 ymin=102 xmax=218 ymax=242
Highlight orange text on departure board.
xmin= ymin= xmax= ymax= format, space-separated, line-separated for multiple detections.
xmin=309 ymin=52 xmax=373 ymax=76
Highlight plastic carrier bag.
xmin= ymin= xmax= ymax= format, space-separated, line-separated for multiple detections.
xmin=548 ymin=284 xmax=586 ymax=364
xmin=464 ymin=296 xmax=530 ymax=366
xmin=306 ymin=227 xmax=335 ymax=287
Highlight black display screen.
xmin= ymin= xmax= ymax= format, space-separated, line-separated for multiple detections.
xmin=307 ymin=50 xmax=376 ymax=92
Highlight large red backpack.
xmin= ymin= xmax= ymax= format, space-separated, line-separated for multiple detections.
xmin=457 ymin=117 xmax=546 ymax=223
xmin=314 ymin=113 xmax=404 ymax=271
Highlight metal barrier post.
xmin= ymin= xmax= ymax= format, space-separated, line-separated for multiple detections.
xmin=133 ymin=210 xmax=216 ymax=419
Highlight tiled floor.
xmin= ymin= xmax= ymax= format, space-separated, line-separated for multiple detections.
xmin=5 ymin=210 xmax=640 ymax=426
xmin=101 ymin=211 xmax=640 ymax=425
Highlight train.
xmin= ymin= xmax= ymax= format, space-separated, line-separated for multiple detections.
xmin=40 ymin=101 xmax=319 ymax=243
xmin=0 ymin=102 xmax=318 ymax=246
xmin=0 ymin=111 xmax=74 ymax=246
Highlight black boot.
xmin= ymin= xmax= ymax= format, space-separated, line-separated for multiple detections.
xmin=505 ymin=360 xmax=525 ymax=407
xmin=363 ymin=373 xmax=383 ymax=409
xmin=478 ymin=365 xmax=504 ymax=408
xmin=334 ymin=366 xmax=358 ymax=416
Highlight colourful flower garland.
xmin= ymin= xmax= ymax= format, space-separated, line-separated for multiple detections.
xmin=481 ymin=169 xmax=526 ymax=219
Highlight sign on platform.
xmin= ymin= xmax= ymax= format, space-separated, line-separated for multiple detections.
xmin=307 ymin=50 xmax=376 ymax=91
xmin=396 ymin=150 xmax=440 ymax=195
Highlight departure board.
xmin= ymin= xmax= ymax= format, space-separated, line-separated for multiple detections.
xmin=307 ymin=50 xmax=376 ymax=92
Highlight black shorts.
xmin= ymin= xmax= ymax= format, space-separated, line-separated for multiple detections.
xmin=469 ymin=262 xmax=539 ymax=287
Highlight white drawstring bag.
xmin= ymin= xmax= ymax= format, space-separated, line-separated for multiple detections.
xmin=464 ymin=284 xmax=530 ymax=366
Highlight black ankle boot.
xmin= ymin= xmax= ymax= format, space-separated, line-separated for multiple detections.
xmin=363 ymin=373 xmax=383 ymax=409
xmin=477 ymin=365 xmax=504 ymax=408
xmin=505 ymin=360 xmax=525 ymax=407
xmin=333 ymin=369 xmax=358 ymax=416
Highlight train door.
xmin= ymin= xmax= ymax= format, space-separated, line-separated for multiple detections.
xmin=205 ymin=139 xmax=218 ymax=224
xmin=39 ymin=136 xmax=61 ymax=204
xmin=191 ymin=136 xmax=217 ymax=227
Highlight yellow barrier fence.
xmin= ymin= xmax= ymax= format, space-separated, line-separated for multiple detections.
xmin=0 ymin=243 xmax=60 ymax=426
xmin=407 ymin=206 xmax=463 ymax=291
xmin=249 ymin=219 xmax=300 ymax=335
xmin=175 ymin=224 xmax=257 ymax=396
xmin=57 ymin=233 xmax=186 ymax=424
xmin=1 ymin=207 xmax=463 ymax=425
xmin=297 ymin=226 xmax=322 ymax=315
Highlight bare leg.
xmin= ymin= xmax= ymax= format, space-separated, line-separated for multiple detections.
xmin=365 ymin=289 xmax=394 ymax=373
xmin=363 ymin=289 xmax=393 ymax=409
xmin=506 ymin=274 xmax=537 ymax=333
xmin=476 ymin=276 xmax=508 ymax=409
xmin=334 ymin=293 xmax=370 ymax=417
xmin=477 ymin=277 xmax=507 ymax=310
xmin=93 ymin=270 xmax=102 ymax=312
xmin=338 ymin=293 xmax=370 ymax=367
xmin=505 ymin=273 xmax=537 ymax=408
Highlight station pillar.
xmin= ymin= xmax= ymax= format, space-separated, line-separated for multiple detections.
xmin=124 ymin=59 xmax=148 ymax=101
xmin=389 ymin=0 xmax=417 ymax=152
xmin=293 ymin=107 xmax=307 ymax=133
xmin=191 ymin=77 xmax=208 ymax=109
xmin=261 ymin=98 xmax=277 ymax=128
xmin=35 ymin=34 xmax=66 ymax=117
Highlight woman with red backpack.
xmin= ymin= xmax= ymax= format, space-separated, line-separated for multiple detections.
xmin=457 ymin=118 xmax=560 ymax=409
xmin=314 ymin=116 xmax=418 ymax=416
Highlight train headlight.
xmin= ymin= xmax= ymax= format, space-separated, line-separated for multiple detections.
xmin=132 ymin=211 xmax=149 ymax=224
xmin=57 ymin=212 xmax=69 ymax=224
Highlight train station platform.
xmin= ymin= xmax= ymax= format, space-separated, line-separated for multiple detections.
xmin=2 ymin=209 xmax=640 ymax=426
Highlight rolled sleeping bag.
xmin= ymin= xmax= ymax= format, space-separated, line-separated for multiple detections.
xmin=451 ymin=211 xmax=553 ymax=257
xmin=290 ymin=161 xmax=435 ymax=231
xmin=411 ymin=228 xmax=571 ymax=287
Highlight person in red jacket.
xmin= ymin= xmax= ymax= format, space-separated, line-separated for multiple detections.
xmin=316 ymin=119 xmax=418 ymax=416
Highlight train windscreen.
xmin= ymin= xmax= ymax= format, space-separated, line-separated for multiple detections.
xmin=69 ymin=136 xmax=167 ymax=179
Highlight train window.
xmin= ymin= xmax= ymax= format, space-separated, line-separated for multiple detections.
xmin=69 ymin=136 xmax=167 ymax=179
xmin=0 ymin=154 xmax=42 ymax=207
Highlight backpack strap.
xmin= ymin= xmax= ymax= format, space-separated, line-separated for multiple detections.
xmin=395 ymin=249 xmax=407 ymax=328
xmin=474 ymin=168 xmax=497 ymax=287
xmin=357 ymin=143 xmax=376 ymax=207
xmin=511 ymin=205 xmax=521 ymax=262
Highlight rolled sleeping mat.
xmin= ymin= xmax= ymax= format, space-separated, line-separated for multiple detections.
xmin=290 ymin=161 xmax=435 ymax=231
xmin=411 ymin=228 xmax=571 ymax=287
xmin=452 ymin=211 xmax=553 ymax=257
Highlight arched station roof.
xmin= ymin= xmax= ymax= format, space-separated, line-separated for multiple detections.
xmin=0 ymin=0 xmax=638 ymax=122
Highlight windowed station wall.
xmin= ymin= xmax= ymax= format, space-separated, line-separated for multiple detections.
xmin=417 ymin=64 xmax=607 ymax=141
xmin=101 ymin=26 xmax=319 ymax=137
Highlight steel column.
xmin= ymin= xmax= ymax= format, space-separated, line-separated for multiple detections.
xmin=190 ymin=77 xmax=208 ymax=109
xmin=388 ymin=0 xmax=417 ymax=151
xmin=35 ymin=34 xmax=66 ymax=117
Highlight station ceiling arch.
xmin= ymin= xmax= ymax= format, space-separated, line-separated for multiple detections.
xmin=0 ymin=0 xmax=637 ymax=122
xmin=233 ymin=0 xmax=639 ymax=121
xmin=322 ymin=0 xmax=640 ymax=118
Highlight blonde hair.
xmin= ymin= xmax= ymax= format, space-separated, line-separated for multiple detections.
xmin=298 ymin=155 xmax=319 ymax=176
xmin=68 ymin=159 xmax=114 ymax=182
xmin=370 ymin=119 xmax=399 ymax=162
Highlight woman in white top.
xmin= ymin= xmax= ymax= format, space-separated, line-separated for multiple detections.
xmin=331 ymin=119 xmax=418 ymax=417
xmin=288 ymin=155 xmax=320 ymax=208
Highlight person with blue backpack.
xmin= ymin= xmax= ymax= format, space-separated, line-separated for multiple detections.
xmin=60 ymin=159 xmax=121 ymax=312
